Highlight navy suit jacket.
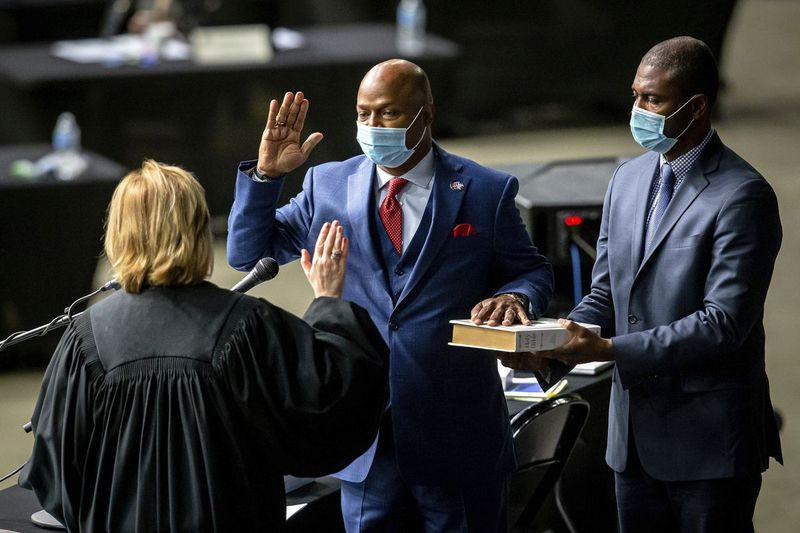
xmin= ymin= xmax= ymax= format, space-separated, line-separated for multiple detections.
xmin=227 ymin=145 xmax=554 ymax=484
xmin=569 ymin=133 xmax=783 ymax=481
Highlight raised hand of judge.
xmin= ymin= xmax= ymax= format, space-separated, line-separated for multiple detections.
xmin=301 ymin=220 xmax=348 ymax=298
xmin=257 ymin=91 xmax=324 ymax=178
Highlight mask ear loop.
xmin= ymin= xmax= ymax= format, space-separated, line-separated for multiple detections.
xmin=405 ymin=105 xmax=427 ymax=150
xmin=665 ymin=94 xmax=700 ymax=140
xmin=672 ymin=117 xmax=695 ymax=141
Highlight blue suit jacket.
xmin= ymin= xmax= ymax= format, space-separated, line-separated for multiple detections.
xmin=227 ymin=145 xmax=554 ymax=484
xmin=569 ymin=133 xmax=783 ymax=481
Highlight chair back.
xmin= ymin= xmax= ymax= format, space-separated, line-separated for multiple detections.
xmin=508 ymin=394 xmax=590 ymax=532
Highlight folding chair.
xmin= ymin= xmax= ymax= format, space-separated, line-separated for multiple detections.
xmin=508 ymin=394 xmax=590 ymax=532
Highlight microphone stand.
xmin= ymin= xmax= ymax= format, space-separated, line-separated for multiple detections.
xmin=0 ymin=280 xmax=119 ymax=353
xmin=0 ymin=314 xmax=79 ymax=352
xmin=0 ymin=280 xmax=121 ymax=525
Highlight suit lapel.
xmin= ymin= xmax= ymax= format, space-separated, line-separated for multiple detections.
xmin=396 ymin=146 xmax=468 ymax=309
xmin=636 ymin=133 xmax=722 ymax=274
xmin=346 ymin=159 xmax=392 ymax=300
xmin=630 ymin=153 xmax=660 ymax=270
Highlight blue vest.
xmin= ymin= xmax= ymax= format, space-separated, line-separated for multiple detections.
xmin=372 ymin=186 xmax=434 ymax=305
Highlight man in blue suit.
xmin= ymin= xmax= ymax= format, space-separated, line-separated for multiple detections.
xmin=504 ymin=37 xmax=783 ymax=532
xmin=227 ymin=59 xmax=553 ymax=531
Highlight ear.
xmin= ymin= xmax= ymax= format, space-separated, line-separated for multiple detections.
xmin=692 ymin=94 xmax=709 ymax=120
xmin=424 ymin=103 xmax=436 ymax=125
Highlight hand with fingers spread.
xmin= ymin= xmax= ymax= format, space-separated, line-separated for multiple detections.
xmin=257 ymin=91 xmax=324 ymax=178
xmin=470 ymin=293 xmax=531 ymax=327
xmin=300 ymin=220 xmax=349 ymax=298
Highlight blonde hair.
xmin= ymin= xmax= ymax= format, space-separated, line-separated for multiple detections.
xmin=104 ymin=159 xmax=213 ymax=293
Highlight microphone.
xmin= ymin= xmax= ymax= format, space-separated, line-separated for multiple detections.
xmin=232 ymin=257 xmax=279 ymax=293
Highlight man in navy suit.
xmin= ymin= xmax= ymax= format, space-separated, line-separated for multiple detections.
xmin=227 ymin=59 xmax=553 ymax=531
xmin=503 ymin=37 xmax=783 ymax=532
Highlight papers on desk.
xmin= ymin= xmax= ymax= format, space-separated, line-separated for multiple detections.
xmin=283 ymin=475 xmax=314 ymax=519
xmin=504 ymin=378 xmax=568 ymax=401
xmin=570 ymin=361 xmax=614 ymax=375
xmin=190 ymin=25 xmax=273 ymax=65
xmin=271 ymin=27 xmax=306 ymax=51
xmin=284 ymin=475 xmax=315 ymax=493
xmin=286 ymin=504 xmax=306 ymax=519
xmin=498 ymin=362 xmax=568 ymax=401
xmin=51 ymin=26 xmax=307 ymax=67
xmin=51 ymin=35 xmax=191 ymax=65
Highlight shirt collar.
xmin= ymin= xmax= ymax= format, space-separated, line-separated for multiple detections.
xmin=375 ymin=148 xmax=436 ymax=190
xmin=660 ymin=128 xmax=715 ymax=180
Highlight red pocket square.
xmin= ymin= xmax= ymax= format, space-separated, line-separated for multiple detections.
xmin=451 ymin=223 xmax=476 ymax=237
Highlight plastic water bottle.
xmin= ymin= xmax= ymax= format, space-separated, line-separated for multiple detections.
xmin=37 ymin=112 xmax=87 ymax=180
xmin=52 ymin=112 xmax=81 ymax=154
xmin=396 ymin=0 xmax=426 ymax=56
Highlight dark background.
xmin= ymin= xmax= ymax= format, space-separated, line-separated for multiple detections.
xmin=0 ymin=0 xmax=738 ymax=211
xmin=0 ymin=0 xmax=738 ymax=363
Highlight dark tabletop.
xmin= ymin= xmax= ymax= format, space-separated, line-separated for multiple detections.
xmin=0 ymin=23 xmax=460 ymax=89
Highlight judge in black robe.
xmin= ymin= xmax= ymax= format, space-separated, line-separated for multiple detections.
xmin=19 ymin=160 xmax=388 ymax=532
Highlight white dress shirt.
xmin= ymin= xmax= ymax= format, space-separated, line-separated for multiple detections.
xmin=374 ymin=149 xmax=436 ymax=254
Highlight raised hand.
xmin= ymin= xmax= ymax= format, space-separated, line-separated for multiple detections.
xmin=257 ymin=91 xmax=324 ymax=178
xmin=300 ymin=220 xmax=349 ymax=298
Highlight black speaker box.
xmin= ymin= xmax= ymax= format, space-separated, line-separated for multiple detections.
xmin=498 ymin=157 xmax=627 ymax=314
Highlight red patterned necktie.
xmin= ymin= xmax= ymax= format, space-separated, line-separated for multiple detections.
xmin=380 ymin=177 xmax=409 ymax=254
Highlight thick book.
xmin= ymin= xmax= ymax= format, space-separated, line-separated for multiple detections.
xmin=449 ymin=318 xmax=601 ymax=352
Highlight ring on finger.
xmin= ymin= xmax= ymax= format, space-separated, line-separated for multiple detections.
xmin=330 ymin=249 xmax=342 ymax=260
xmin=275 ymin=121 xmax=287 ymax=127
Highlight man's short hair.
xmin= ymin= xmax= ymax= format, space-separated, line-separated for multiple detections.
xmin=105 ymin=159 xmax=213 ymax=293
xmin=642 ymin=36 xmax=719 ymax=108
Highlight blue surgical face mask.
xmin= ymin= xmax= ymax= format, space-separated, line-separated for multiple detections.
xmin=356 ymin=106 xmax=427 ymax=167
xmin=629 ymin=95 xmax=698 ymax=154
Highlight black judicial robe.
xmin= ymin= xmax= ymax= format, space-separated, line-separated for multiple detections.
xmin=19 ymin=282 xmax=388 ymax=532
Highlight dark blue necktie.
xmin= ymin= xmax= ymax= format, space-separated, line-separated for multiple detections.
xmin=646 ymin=162 xmax=675 ymax=250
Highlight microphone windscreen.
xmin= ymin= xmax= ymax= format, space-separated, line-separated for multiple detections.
xmin=254 ymin=257 xmax=280 ymax=281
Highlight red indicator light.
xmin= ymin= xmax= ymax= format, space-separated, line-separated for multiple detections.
xmin=564 ymin=215 xmax=583 ymax=227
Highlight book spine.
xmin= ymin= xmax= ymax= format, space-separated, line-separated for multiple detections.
xmin=515 ymin=329 xmax=567 ymax=351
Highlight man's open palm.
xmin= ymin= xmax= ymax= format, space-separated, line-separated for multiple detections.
xmin=257 ymin=91 xmax=324 ymax=178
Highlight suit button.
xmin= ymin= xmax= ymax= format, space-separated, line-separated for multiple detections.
xmin=628 ymin=314 xmax=638 ymax=324
xmin=394 ymin=268 xmax=405 ymax=276
xmin=389 ymin=321 xmax=399 ymax=331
